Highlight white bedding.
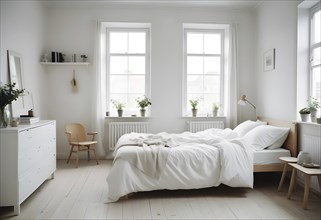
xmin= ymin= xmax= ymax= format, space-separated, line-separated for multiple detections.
xmin=253 ymin=148 xmax=291 ymax=165
xmin=106 ymin=128 xmax=253 ymax=202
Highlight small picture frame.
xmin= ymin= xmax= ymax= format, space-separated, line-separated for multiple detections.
xmin=263 ymin=48 xmax=275 ymax=71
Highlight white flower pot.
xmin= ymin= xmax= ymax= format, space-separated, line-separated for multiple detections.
xmin=117 ymin=110 xmax=123 ymax=117
xmin=300 ymin=113 xmax=310 ymax=122
xmin=192 ymin=109 xmax=197 ymax=117
xmin=213 ymin=109 xmax=218 ymax=117
xmin=310 ymin=110 xmax=317 ymax=122
xmin=140 ymin=109 xmax=146 ymax=117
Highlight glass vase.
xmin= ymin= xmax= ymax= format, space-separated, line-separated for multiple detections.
xmin=0 ymin=106 xmax=10 ymax=128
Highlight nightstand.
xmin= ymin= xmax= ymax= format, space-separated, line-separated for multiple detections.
xmin=278 ymin=157 xmax=298 ymax=192
xmin=287 ymin=163 xmax=321 ymax=209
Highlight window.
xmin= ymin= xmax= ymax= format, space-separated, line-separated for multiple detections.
xmin=310 ymin=5 xmax=321 ymax=114
xmin=183 ymin=26 xmax=226 ymax=116
xmin=106 ymin=25 xmax=150 ymax=116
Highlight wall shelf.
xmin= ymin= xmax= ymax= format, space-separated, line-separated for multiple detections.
xmin=40 ymin=62 xmax=90 ymax=66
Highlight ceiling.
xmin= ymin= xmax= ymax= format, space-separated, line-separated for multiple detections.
xmin=43 ymin=0 xmax=265 ymax=9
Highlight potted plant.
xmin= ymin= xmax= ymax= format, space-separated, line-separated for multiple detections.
xmin=307 ymin=97 xmax=320 ymax=122
xmin=111 ymin=99 xmax=125 ymax=117
xmin=189 ymin=98 xmax=199 ymax=117
xmin=0 ymin=82 xmax=24 ymax=127
xmin=299 ymin=107 xmax=310 ymax=122
xmin=212 ymin=103 xmax=220 ymax=117
xmin=136 ymin=96 xmax=151 ymax=117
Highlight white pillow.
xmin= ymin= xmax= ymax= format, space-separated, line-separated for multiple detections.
xmin=243 ymin=125 xmax=290 ymax=151
xmin=233 ymin=120 xmax=267 ymax=137
xmin=266 ymin=131 xmax=289 ymax=149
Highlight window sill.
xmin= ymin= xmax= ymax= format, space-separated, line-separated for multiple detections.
xmin=181 ymin=116 xmax=226 ymax=119
xmin=105 ymin=116 xmax=152 ymax=119
xmin=296 ymin=121 xmax=321 ymax=127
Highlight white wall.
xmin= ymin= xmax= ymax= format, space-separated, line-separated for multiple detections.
xmin=0 ymin=1 xmax=48 ymax=119
xmin=2 ymin=1 xmax=311 ymax=161
xmin=256 ymin=1 xmax=300 ymax=121
xmin=44 ymin=4 xmax=257 ymax=158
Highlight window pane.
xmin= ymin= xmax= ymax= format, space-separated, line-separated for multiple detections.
xmin=110 ymin=56 xmax=127 ymax=74
xmin=185 ymin=29 xmax=224 ymax=115
xmin=204 ymin=57 xmax=221 ymax=74
xmin=312 ymin=47 xmax=321 ymax=66
xmin=204 ymin=33 xmax=221 ymax=54
xmin=128 ymin=76 xmax=145 ymax=93
xmin=204 ymin=75 xmax=220 ymax=93
xmin=107 ymin=27 xmax=149 ymax=115
xmin=110 ymin=94 xmax=127 ymax=104
xmin=109 ymin=94 xmax=127 ymax=114
xmin=127 ymin=95 xmax=137 ymax=110
xmin=187 ymin=75 xmax=203 ymax=93
xmin=187 ymin=56 xmax=203 ymax=74
xmin=313 ymin=10 xmax=321 ymax=44
xmin=187 ymin=94 xmax=203 ymax=109
xmin=312 ymin=66 xmax=321 ymax=100
xmin=129 ymin=32 xmax=146 ymax=53
xmin=110 ymin=32 xmax=127 ymax=53
xmin=203 ymin=94 xmax=220 ymax=112
xmin=187 ymin=33 xmax=203 ymax=54
xmin=128 ymin=94 xmax=144 ymax=110
xmin=128 ymin=56 xmax=145 ymax=75
xmin=110 ymin=75 xmax=127 ymax=93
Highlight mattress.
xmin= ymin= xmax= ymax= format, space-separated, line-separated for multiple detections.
xmin=253 ymin=148 xmax=291 ymax=165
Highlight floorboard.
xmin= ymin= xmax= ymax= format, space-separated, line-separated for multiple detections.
xmin=0 ymin=159 xmax=320 ymax=220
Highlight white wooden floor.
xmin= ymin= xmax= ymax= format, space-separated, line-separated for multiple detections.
xmin=1 ymin=159 xmax=320 ymax=220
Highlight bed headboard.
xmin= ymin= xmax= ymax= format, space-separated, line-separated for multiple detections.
xmin=257 ymin=116 xmax=297 ymax=157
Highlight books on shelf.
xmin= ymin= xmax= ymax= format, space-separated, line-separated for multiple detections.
xmin=19 ymin=116 xmax=40 ymax=124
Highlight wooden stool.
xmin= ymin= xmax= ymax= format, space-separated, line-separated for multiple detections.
xmin=278 ymin=157 xmax=298 ymax=192
xmin=287 ymin=163 xmax=321 ymax=209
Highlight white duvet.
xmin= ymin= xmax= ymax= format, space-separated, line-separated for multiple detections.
xmin=106 ymin=128 xmax=253 ymax=202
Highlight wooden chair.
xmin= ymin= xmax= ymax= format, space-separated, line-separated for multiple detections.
xmin=65 ymin=123 xmax=99 ymax=168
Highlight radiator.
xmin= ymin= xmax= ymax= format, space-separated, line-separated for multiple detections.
xmin=108 ymin=122 xmax=149 ymax=150
xmin=299 ymin=134 xmax=321 ymax=193
xmin=188 ymin=121 xmax=224 ymax=132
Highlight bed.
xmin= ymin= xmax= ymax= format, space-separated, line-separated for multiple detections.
xmin=106 ymin=117 xmax=297 ymax=202
xmin=254 ymin=117 xmax=297 ymax=172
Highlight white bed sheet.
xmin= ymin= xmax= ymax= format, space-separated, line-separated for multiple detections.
xmin=106 ymin=129 xmax=254 ymax=203
xmin=253 ymin=148 xmax=291 ymax=165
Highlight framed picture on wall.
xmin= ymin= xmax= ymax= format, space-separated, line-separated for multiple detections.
xmin=263 ymin=48 xmax=275 ymax=71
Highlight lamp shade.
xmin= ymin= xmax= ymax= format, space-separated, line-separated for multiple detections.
xmin=238 ymin=96 xmax=247 ymax=106
xmin=238 ymin=94 xmax=256 ymax=110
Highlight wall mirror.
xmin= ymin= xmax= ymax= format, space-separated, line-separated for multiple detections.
xmin=7 ymin=50 xmax=25 ymax=118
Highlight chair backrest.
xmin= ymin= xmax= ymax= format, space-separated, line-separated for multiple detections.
xmin=65 ymin=123 xmax=87 ymax=143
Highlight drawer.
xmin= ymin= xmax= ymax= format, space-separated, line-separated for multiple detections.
xmin=18 ymin=143 xmax=43 ymax=175
xmin=18 ymin=152 xmax=35 ymax=175
xmin=18 ymin=157 xmax=56 ymax=203
xmin=18 ymin=130 xmax=34 ymax=153
xmin=18 ymin=123 xmax=56 ymax=175
xmin=18 ymin=144 xmax=55 ymax=176
xmin=18 ymin=163 xmax=43 ymax=202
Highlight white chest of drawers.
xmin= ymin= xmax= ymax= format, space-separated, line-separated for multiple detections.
xmin=0 ymin=120 xmax=56 ymax=215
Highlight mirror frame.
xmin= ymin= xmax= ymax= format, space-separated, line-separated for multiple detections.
xmin=7 ymin=50 xmax=25 ymax=118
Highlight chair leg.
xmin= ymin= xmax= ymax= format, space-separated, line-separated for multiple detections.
xmin=87 ymin=146 xmax=90 ymax=161
xmin=93 ymin=146 xmax=99 ymax=165
xmin=76 ymin=146 xmax=79 ymax=168
xmin=67 ymin=145 xmax=74 ymax=164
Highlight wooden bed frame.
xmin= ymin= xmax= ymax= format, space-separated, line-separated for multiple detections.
xmin=253 ymin=116 xmax=297 ymax=172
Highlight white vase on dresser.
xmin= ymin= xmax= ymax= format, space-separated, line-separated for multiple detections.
xmin=0 ymin=120 xmax=56 ymax=215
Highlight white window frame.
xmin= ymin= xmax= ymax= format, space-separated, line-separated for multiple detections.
xmin=104 ymin=23 xmax=151 ymax=116
xmin=182 ymin=24 xmax=227 ymax=117
xmin=310 ymin=4 xmax=321 ymax=102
